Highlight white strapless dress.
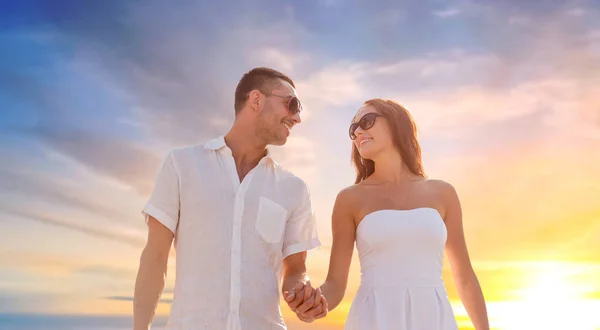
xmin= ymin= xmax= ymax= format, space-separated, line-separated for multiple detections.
xmin=345 ymin=208 xmax=458 ymax=330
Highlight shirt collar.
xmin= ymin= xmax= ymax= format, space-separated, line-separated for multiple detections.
xmin=203 ymin=135 xmax=227 ymax=151
xmin=204 ymin=135 xmax=275 ymax=165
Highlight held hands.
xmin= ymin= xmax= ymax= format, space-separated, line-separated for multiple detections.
xmin=283 ymin=281 xmax=328 ymax=323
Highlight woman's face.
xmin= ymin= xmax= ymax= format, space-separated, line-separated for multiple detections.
xmin=351 ymin=105 xmax=393 ymax=160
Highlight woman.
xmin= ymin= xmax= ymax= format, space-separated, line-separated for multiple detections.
xmin=297 ymin=99 xmax=489 ymax=329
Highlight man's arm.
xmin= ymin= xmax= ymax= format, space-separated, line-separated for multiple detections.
xmin=292 ymin=187 xmax=355 ymax=321
xmin=282 ymin=251 xmax=327 ymax=322
xmin=282 ymin=251 xmax=311 ymax=303
xmin=133 ymin=216 xmax=174 ymax=330
xmin=281 ymin=180 xmax=325 ymax=321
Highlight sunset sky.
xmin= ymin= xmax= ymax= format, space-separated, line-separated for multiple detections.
xmin=1 ymin=0 xmax=600 ymax=329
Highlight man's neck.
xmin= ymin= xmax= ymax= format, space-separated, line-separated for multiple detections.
xmin=224 ymin=126 xmax=268 ymax=177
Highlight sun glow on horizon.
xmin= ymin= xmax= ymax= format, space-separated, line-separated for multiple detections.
xmin=450 ymin=262 xmax=600 ymax=330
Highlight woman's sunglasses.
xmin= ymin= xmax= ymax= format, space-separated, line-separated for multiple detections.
xmin=349 ymin=112 xmax=383 ymax=140
xmin=263 ymin=92 xmax=302 ymax=115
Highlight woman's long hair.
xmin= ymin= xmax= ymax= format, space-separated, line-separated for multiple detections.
xmin=352 ymin=98 xmax=425 ymax=184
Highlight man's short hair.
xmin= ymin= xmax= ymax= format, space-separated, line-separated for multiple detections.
xmin=234 ymin=67 xmax=295 ymax=114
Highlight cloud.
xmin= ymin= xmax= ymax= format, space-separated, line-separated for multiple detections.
xmin=291 ymin=48 xmax=600 ymax=147
xmin=0 ymin=250 xmax=84 ymax=276
xmin=0 ymin=249 xmax=144 ymax=285
xmin=248 ymin=47 xmax=311 ymax=76
xmin=433 ymin=8 xmax=461 ymax=17
xmin=0 ymin=292 xmax=63 ymax=314
xmin=1 ymin=206 xmax=146 ymax=247
xmin=22 ymin=125 xmax=162 ymax=195
xmin=296 ymin=61 xmax=367 ymax=114
xmin=567 ymin=7 xmax=586 ymax=16
xmin=23 ymin=0 xmax=315 ymax=144
xmin=105 ymin=295 xmax=172 ymax=304
xmin=373 ymin=9 xmax=405 ymax=27
xmin=0 ymin=167 xmax=132 ymax=221
xmin=406 ymin=77 xmax=600 ymax=136
xmin=0 ymin=248 xmax=176 ymax=305
xmin=0 ymin=1 xmax=326 ymax=197
xmin=74 ymin=266 xmax=136 ymax=280
xmin=317 ymin=0 xmax=344 ymax=7
xmin=4 ymin=0 xmax=596 ymax=201
xmin=274 ymin=22 xmax=600 ymax=249
xmin=297 ymin=3 xmax=600 ymax=144
xmin=508 ymin=15 xmax=531 ymax=26
xmin=0 ymin=52 xmax=164 ymax=195
xmin=271 ymin=135 xmax=318 ymax=184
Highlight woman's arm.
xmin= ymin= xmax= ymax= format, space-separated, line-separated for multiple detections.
xmin=440 ymin=181 xmax=490 ymax=330
xmin=296 ymin=188 xmax=357 ymax=319
xmin=319 ymin=188 xmax=357 ymax=311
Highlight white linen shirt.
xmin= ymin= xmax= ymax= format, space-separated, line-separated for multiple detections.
xmin=142 ymin=136 xmax=321 ymax=330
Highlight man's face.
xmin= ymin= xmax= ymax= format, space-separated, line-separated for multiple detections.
xmin=256 ymin=80 xmax=302 ymax=146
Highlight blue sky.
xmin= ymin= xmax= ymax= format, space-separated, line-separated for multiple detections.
xmin=1 ymin=0 xmax=600 ymax=328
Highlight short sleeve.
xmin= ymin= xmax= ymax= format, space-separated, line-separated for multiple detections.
xmin=142 ymin=150 xmax=180 ymax=234
xmin=282 ymin=182 xmax=321 ymax=258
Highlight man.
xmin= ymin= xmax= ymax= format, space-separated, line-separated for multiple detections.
xmin=133 ymin=67 xmax=327 ymax=329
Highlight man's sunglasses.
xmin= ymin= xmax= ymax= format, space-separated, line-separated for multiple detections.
xmin=349 ymin=112 xmax=383 ymax=140
xmin=263 ymin=92 xmax=302 ymax=115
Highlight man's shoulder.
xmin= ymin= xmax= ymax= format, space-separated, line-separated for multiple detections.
xmin=170 ymin=135 xmax=225 ymax=155
xmin=271 ymin=164 xmax=311 ymax=197
xmin=168 ymin=143 xmax=205 ymax=157
xmin=272 ymin=163 xmax=307 ymax=183
xmin=162 ymin=142 xmax=211 ymax=167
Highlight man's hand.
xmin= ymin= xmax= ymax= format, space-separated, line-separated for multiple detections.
xmin=283 ymin=281 xmax=314 ymax=312
xmin=281 ymin=252 xmax=328 ymax=322
xmin=284 ymin=284 xmax=328 ymax=323
xmin=294 ymin=287 xmax=328 ymax=322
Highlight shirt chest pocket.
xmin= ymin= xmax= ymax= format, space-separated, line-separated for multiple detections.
xmin=255 ymin=197 xmax=288 ymax=243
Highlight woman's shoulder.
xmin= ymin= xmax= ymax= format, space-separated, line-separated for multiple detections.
xmin=334 ymin=183 xmax=367 ymax=206
xmin=337 ymin=184 xmax=361 ymax=198
xmin=422 ymin=178 xmax=456 ymax=193
xmin=421 ymin=179 xmax=460 ymax=212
